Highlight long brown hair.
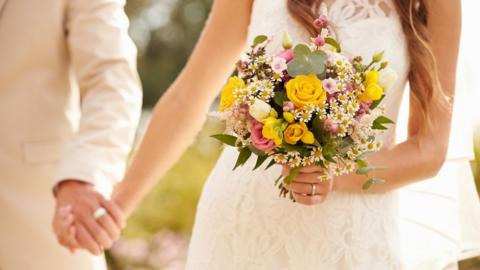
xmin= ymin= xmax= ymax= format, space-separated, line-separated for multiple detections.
xmin=287 ymin=0 xmax=445 ymax=134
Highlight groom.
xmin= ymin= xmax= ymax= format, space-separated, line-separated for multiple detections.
xmin=0 ymin=0 xmax=141 ymax=269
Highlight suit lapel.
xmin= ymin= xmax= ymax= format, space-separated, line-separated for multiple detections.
xmin=0 ymin=0 xmax=7 ymax=18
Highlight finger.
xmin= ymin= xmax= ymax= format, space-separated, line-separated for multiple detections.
xmin=79 ymin=211 xmax=114 ymax=249
xmin=96 ymin=214 xmax=121 ymax=242
xmin=299 ymin=165 xmax=323 ymax=173
xmin=284 ymin=182 xmax=327 ymax=196
xmin=58 ymin=205 xmax=73 ymax=217
xmin=99 ymin=197 xmax=126 ymax=229
xmin=76 ymin=224 xmax=103 ymax=255
xmin=292 ymin=192 xmax=326 ymax=205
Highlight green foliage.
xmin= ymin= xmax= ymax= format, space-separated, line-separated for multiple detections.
xmin=253 ymin=35 xmax=268 ymax=46
xmin=372 ymin=115 xmax=395 ymax=130
xmin=325 ymin=37 xmax=341 ymax=52
xmin=254 ymin=154 xmax=269 ymax=170
xmin=211 ymin=134 xmax=237 ymax=146
xmin=233 ymin=147 xmax=252 ymax=170
xmin=287 ymin=44 xmax=326 ymax=77
xmin=284 ymin=166 xmax=301 ymax=184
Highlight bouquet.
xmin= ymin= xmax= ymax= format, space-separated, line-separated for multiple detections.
xmin=212 ymin=15 xmax=397 ymax=197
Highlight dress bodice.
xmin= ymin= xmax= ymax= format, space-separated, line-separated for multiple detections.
xmin=246 ymin=0 xmax=410 ymax=146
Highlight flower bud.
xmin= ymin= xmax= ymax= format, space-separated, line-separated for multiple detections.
xmin=372 ymin=51 xmax=385 ymax=63
xmin=282 ymin=31 xmax=293 ymax=50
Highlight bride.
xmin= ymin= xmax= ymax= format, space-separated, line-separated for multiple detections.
xmin=56 ymin=0 xmax=479 ymax=269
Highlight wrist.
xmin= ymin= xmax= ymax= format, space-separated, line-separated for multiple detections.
xmin=54 ymin=179 xmax=92 ymax=197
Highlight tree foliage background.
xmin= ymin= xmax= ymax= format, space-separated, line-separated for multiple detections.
xmin=126 ymin=0 xmax=213 ymax=108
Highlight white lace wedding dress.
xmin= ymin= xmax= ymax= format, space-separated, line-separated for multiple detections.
xmin=184 ymin=0 xmax=480 ymax=269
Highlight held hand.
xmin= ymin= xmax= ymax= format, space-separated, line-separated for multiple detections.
xmin=53 ymin=180 xmax=126 ymax=255
xmin=282 ymin=166 xmax=333 ymax=205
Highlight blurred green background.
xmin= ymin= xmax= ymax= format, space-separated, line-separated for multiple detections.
xmin=107 ymin=0 xmax=480 ymax=269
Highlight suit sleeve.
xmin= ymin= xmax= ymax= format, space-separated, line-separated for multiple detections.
xmin=54 ymin=0 xmax=142 ymax=192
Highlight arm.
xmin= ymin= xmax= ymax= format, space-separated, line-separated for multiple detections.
xmin=112 ymin=0 xmax=254 ymax=214
xmin=334 ymin=0 xmax=461 ymax=192
xmin=53 ymin=0 xmax=141 ymax=254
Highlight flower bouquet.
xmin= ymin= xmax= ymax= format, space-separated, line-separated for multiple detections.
xmin=212 ymin=16 xmax=397 ymax=197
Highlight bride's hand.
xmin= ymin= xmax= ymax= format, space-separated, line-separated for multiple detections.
xmin=282 ymin=166 xmax=333 ymax=206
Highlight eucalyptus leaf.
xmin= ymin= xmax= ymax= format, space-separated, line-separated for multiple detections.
xmin=233 ymin=147 xmax=252 ymax=170
xmin=293 ymin=44 xmax=311 ymax=59
xmin=253 ymin=155 xmax=269 ymax=170
xmin=211 ymin=134 xmax=238 ymax=147
xmin=287 ymin=59 xmax=312 ymax=77
xmin=310 ymin=50 xmax=326 ymax=75
xmin=284 ymin=166 xmax=301 ymax=184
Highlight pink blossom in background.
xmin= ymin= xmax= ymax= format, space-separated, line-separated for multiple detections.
xmin=277 ymin=48 xmax=294 ymax=63
xmin=250 ymin=120 xmax=276 ymax=152
xmin=313 ymin=15 xmax=329 ymax=29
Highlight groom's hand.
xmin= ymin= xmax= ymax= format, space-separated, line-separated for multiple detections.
xmin=53 ymin=180 xmax=125 ymax=255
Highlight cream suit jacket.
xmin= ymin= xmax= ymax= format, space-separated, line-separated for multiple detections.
xmin=0 ymin=0 xmax=142 ymax=269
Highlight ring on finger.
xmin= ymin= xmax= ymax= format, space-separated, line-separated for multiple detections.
xmin=310 ymin=183 xmax=317 ymax=196
xmin=93 ymin=207 xmax=107 ymax=220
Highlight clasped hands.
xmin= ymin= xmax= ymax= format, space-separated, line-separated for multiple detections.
xmin=52 ymin=166 xmax=332 ymax=254
xmin=52 ymin=180 xmax=125 ymax=255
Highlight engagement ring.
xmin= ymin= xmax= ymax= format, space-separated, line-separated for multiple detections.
xmin=93 ymin=207 xmax=107 ymax=220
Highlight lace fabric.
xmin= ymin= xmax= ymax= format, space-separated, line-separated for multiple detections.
xmin=185 ymin=0 xmax=418 ymax=269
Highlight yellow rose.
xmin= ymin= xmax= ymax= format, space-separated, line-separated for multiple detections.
xmin=365 ymin=70 xmax=379 ymax=85
xmin=286 ymin=74 xmax=326 ymax=108
xmin=219 ymin=76 xmax=245 ymax=111
xmin=359 ymin=70 xmax=383 ymax=102
xmin=283 ymin=112 xmax=295 ymax=123
xmin=284 ymin=123 xmax=315 ymax=145
xmin=262 ymin=116 xmax=286 ymax=146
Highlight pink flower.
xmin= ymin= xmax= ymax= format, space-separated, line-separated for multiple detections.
xmin=283 ymin=101 xmax=295 ymax=112
xmin=323 ymin=118 xmax=338 ymax=133
xmin=323 ymin=78 xmax=337 ymax=94
xmin=250 ymin=120 xmax=276 ymax=152
xmin=313 ymin=15 xmax=329 ymax=29
xmin=277 ymin=49 xmax=294 ymax=63
xmin=271 ymin=57 xmax=288 ymax=74
xmin=357 ymin=101 xmax=372 ymax=115
xmin=314 ymin=35 xmax=325 ymax=47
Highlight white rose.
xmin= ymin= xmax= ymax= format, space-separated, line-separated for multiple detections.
xmin=379 ymin=68 xmax=398 ymax=90
xmin=249 ymin=98 xmax=272 ymax=121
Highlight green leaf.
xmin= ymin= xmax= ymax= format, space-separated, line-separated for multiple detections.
xmin=293 ymin=44 xmax=311 ymax=59
xmin=362 ymin=178 xmax=385 ymax=190
xmin=253 ymin=35 xmax=268 ymax=46
xmin=357 ymin=166 xmax=386 ymax=175
xmin=265 ymin=159 xmax=277 ymax=170
xmin=284 ymin=166 xmax=301 ymax=184
xmin=325 ymin=37 xmax=341 ymax=52
xmin=356 ymin=151 xmax=375 ymax=160
xmin=374 ymin=116 xmax=395 ymax=125
xmin=370 ymin=95 xmax=385 ymax=110
xmin=211 ymin=134 xmax=238 ymax=146
xmin=282 ymin=144 xmax=310 ymax=156
xmin=253 ymin=155 xmax=269 ymax=170
xmin=310 ymin=50 xmax=326 ymax=75
xmin=233 ymin=147 xmax=252 ymax=170
xmin=356 ymin=159 xmax=368 ymax=169
xmin=287 ymin=59 xmax=311 ymax=77
xmin=312 ymin=116 xmax=326 ymax=143
xmin=273 ymin=91 xmax=287 ymax=107
xmin=372 ymin=122 xmax=387 ymax=130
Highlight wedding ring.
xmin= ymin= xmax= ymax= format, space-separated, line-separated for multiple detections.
xmin=93 ymin=207 xmax=107 ymax=220
xmin=310 ymin=183 xmax=316 ymax=196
